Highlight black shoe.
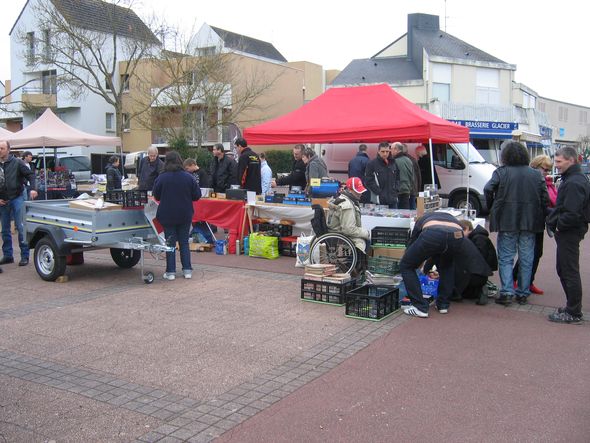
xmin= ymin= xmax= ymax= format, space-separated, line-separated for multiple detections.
xmin=0 ymin=257 xmax=14 ymax=265
xmin=495 ymin=294 xmax=512 ymax=305
xmin=18 ymin=258 xmax=29 ymax=267
xmin=476 ymin=288 xmax=488 ymax=306
xmin=515 ymin=295 xmax=528 ymax=305
xmin=556 ymin=307 xmax=583 ymax=318
xmin=548 ymin=311 xmax=583 ymax=324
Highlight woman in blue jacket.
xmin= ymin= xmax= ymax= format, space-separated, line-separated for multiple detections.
xmin=153 ymin=151 xmax=201 ymax=280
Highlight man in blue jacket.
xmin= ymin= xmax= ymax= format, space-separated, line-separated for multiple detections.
xmin=0 ymin=141 xmax=37 ymax=266
xmin=546 ymin=147 xmax=590 ymax=324
xmin=348 ymin=144 xmax=370 ymax=203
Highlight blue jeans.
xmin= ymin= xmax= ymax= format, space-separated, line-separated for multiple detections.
xmin=163 ymin=222 xmax=192 ymax=273
xmin=0 ymin=195 xmax=29 ymax=260
xmin=497 ymin=231 xmax=535 ymax=298
xmin=400 ymin=227 xmax=465 ymax=313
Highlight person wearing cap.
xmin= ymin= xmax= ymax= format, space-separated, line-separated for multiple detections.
xmin=326 ymin=177 xmax=370 ymax=254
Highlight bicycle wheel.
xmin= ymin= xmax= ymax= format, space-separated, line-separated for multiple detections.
xmin=309 ymin=233 xmax=358 ymax=275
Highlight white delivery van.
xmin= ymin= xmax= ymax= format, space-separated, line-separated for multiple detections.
xmin=322 ymin=142 xmax=496 ymax=215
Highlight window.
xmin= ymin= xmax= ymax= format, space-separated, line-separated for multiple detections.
xmin=105 ymin=113 xmax=114 ymax=131
xmin=26 ymin=32 xmax=35 ymax=64
xmin=41 ymin=70 xmax=56 ymax=94
xmin=558 ymin=106 xmax=568 ymax=122
xmin=105 ymin=75 xmax=113 ymax=91
xmin=432 ymin=144 xmax=465 ymax=170
xmin=431 ymin=63 xmax=451 ymax=102
xmin=522 ymin=92 xmax=536 ymax=109
xmin=476 ymin=68 xmax=500 ymax=105
xmin=43 ymin=29 xmax=51 ymax=60
xmin=121 ymin=74 xmax=130 ymax=92
xmin=122 ymin=113 xmax=130 ymax=131
xmin=579 ymin=110 xmax=587 ymax=124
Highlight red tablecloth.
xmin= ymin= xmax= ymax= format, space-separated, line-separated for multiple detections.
xmin=193 ymin=199 xmax=247 ymax=253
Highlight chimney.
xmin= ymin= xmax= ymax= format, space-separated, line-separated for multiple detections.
xmin=407 ymin=13 xmax=440 ymax=62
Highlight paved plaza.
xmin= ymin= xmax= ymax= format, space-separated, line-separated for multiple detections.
xmin=0 ymin=233 xmax=589 ymax=442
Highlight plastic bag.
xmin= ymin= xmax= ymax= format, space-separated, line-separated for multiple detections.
xmin=295 ymin=232 xmax=314 ymax=267
xmin=248 ymin=233 xmax=279 ymax=260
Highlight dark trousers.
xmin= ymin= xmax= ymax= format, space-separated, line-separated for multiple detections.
xmin=400 ymin=228 xmax=465 ymax=313
xmin=163 ymin=222 xmax=192 ymax=273
xmin=555 ymin=230 xmax=586 ymax=316
xmin=513 ymin=231 xmax=544 ymax=284
xmin=397 ymin=193 xmax=411 ymax=209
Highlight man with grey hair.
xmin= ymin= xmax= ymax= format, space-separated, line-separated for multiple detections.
xmin=137 ymin=146 xmax=163 ymax=191
xmin=391 ymin=142 xmax=414 ymax=209
xmin=546 ymin=146 xmax=590 ymax=324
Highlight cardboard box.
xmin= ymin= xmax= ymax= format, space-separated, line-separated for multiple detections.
xmin=370 ymin=247 xmax=406 ymax=259
xmin=68 ymin=199 xmax=123 ymax=211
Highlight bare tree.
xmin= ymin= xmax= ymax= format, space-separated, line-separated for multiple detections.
xmin=18 ymin=0 xmax=162 ymax=141
xmin=136 ymin=29 xmax=282 ymax=151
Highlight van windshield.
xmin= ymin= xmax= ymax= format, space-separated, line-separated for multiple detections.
xmin=59 ymin=157 xmax=91 ymax=172
xmin=454 ymin=143 xmax=486 ymax=163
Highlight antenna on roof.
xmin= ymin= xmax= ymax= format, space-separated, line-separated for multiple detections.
xmin=444 ymin=0 xmax=448 ymax=32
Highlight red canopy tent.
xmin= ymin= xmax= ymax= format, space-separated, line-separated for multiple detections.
xmin=243 ymin=83 xmax=469 ymax=145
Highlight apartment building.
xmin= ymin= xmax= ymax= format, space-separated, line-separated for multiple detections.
xmin=331 ymin=13 xmax=554 ymax=164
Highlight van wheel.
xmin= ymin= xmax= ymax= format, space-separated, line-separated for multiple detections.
xmin=450 ymin=193 xmax=481 ymax=216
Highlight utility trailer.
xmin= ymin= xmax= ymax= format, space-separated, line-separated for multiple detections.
xmin=24 ymin=200 xmax=173 ymax=284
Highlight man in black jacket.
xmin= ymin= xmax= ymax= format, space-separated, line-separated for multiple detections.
xmin=0 ymin=141 xmax=37 ymax=266
xmin=235 ymin=137 xmax=262 ymax=194
xmin=209 ymin=143 xmax=237 ymax=193
xmin=364 ymin=142 xmax=400 ymax=208
xmin=546 ymin=147 xmax=590 ymax=324
xmin=485 ymin=141 xmax=549 ymax=306
xmin=137 ymin=146 xmax=163 ymax=191
xmin=272 ymin=144 xmax=307 ymax=190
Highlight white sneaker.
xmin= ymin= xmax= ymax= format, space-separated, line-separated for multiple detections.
xmin=163 ymin=272 xmax=176 ymax=280
xmin=403 ymin=305 xmax=429 ymax=318
xmin=437 ymin=307 xmax=448 ymax=314
xmin=183 ymin=270 xmax=192 ymax=279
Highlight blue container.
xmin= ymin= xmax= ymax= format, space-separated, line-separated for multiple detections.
xmin=419 ymin=275 xmax=439 ymax=298
xmin=243 ymin=236 xmax=249 ymax=255
xmin=215 ymin=239 xmax=227 ymax=255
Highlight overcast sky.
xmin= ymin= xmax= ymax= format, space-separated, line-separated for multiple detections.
xmin=1 ymin=0 xmax=588 ymax=107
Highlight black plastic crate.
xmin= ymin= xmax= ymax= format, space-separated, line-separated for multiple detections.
xmin=371 ymin=227 xmax=410 ymax=247
xmin=124 ymin=190 xmax=148 ymax=208
xmin=279 ymin=236 xmax=298 ymax=257
xmin=105 ymin=190 xmax=125 ymax=206
xmin=367 ymin=256 xmax=401 ymax=275
xmin=301 ymin=278 xmax=357 ymax=306
xmin=259 ymin=223 xmax=293 ymax=237
xmin=345 ymin=284 xmax=400 ymax=321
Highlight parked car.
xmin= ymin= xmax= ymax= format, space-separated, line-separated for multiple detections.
xmin=33 ymin=154 xmax=92 ymax=182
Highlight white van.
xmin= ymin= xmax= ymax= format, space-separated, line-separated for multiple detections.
xmin=322 ymin=142 xmax=496 ymax=214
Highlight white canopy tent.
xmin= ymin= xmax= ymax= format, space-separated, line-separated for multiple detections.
xmin=4 ymin=109 xmax=121 ymax=198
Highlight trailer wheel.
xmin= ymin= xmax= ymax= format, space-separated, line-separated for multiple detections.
xmin=110 ymin=248 xmax=141 ymax=268
xmin=34 ymin=237 xmax=67 ymax=282
xmin=143 ymin=272 xmax=155 ymax=284
xmin=449 ymin=193 xmax=482 ymax=216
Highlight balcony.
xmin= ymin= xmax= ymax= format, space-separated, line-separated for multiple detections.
xmin=21 ymin=77 xmax=57 ymax=108
xmin=435 ymin=101 xmax=522 ymax=123
xmin=151 ymin=82 xmax=232 ymax=108
xmin=151 ymin=125 xmax=232 ymax=146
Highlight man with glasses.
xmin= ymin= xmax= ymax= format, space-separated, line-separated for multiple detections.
xmin=364 ymin=142 xmax=400 ymax=208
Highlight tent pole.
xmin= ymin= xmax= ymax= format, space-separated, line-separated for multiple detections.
xmin=43 ymin=145 xmax=47 ymax=200
xmin=466 ymin=143 xmax=470 ymax=212
xmin=428 ymin=138 xmax=435 ymax=189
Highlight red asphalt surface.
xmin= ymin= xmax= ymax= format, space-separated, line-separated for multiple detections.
xmin=217 ymin=233 xmax=590 ymax=443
